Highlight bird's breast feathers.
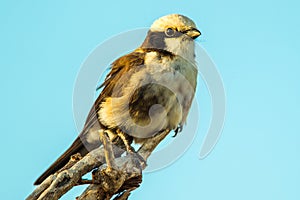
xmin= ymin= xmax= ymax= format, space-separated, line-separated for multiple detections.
xmin=98 ymin=49 xmax=197 ymax=139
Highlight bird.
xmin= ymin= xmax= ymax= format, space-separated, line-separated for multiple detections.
xmin=34 ymin=14 xmax=201 ymax=185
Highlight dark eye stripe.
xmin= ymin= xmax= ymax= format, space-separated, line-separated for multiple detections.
xmin=141 ymin=31 xmax=166 ymax=50
xmin=141 ymin=30 xmax=185 ymax=50
xmin=171 ymin=31 xmax=183 ymax=38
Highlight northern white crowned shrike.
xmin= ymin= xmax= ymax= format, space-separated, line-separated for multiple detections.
xmin=34 ymin=14 xmax=201 ymax=185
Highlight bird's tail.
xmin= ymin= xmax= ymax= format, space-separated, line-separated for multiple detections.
xmin=34 ymin=136 xmax=89 ymax=185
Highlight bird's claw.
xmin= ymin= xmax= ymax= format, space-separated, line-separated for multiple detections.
xmin=173 ymin=125 xmax=183 ymax=137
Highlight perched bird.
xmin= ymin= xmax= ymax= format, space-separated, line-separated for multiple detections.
xmin=34 ymin=14 xmax=201 ymax=185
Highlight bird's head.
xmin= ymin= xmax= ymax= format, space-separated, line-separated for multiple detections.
xmin=141 ymin=14 xmax=201 ymax=62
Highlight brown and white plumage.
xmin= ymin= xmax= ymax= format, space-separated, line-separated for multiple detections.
xmin=34 ymin=14 xmax=200 ymax=185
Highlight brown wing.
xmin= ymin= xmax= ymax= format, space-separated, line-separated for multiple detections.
xmin=81 ymin=51 xmax=146 ymax=134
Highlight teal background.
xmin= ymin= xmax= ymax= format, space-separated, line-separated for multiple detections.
xmin=1 ymin=0 xmax=299 ymax=199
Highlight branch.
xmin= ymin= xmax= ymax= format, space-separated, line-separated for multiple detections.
xmin=27 ymin=130 xmax=170 ymax=200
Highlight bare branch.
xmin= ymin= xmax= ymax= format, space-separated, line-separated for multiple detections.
xmin=27 ymin=130 xmax=170 ymax=200
xmin=138 ymin=129 xmax=170 ymax=160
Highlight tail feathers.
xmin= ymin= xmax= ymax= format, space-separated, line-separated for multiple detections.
xmin=34 ymin=137 xmax=87 ymax=185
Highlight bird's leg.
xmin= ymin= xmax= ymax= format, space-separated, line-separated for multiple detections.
xmin=116 ymin=129 xmax=134 ymax=153
xmin=99 ymin=130 xmax=116 ymax=171
xmin=116 ymin=129 xmax=146 ymax=169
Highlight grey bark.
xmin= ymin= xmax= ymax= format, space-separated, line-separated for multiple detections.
xmin=26 ymin=130 xmax=170 ymax=200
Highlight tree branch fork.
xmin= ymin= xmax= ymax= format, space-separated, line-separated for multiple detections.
xmin=27 ymin=130 xmax=170 ymax=200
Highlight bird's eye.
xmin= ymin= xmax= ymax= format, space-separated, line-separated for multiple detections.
xmin=165 ymin=28 xmax=175 ymax=37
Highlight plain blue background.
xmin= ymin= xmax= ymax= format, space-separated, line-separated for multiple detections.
xmin=1 ymin=0 xmax=299 ymax=199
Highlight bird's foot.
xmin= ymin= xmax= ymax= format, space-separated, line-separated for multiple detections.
xmin=173 ymin=125 xmax=183 ymax=137
xmin=127 ymin=149 xmax=147 ymax=170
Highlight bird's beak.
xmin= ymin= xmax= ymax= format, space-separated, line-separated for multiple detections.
xmin=185 ymin=28 xmax=201 ymax=39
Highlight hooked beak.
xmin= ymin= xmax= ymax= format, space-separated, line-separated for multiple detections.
xmin=184 ymin=28 xmax=201 ymax=39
